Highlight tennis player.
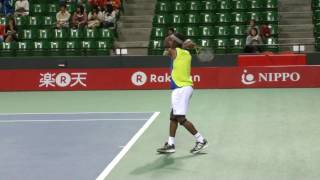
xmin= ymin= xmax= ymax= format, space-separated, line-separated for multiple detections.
xmin=157 ymin=33 xmax=208 ymax=154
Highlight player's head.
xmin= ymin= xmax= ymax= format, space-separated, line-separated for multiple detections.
xmin=169 ymin=33 xmax=186 ymax=48
xmin=168 ymin=27 xmax=175 ymax=36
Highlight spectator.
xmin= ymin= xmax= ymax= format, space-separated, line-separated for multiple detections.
xmin=101 ymin=4 xmax=115 ymax=28
xmin=14 ymin=0 xmax=29 ymax=16
xmin=0 ymin=23 xmax=5 ymax=42
xmin=89 ymin=0 xmax=107 ymax=8
xmin=87 ymin=6 xmax=103 ymax=28
xmin=2 ymin=0 xmax=13 ymax=16
xmin=163 ymin=27 xmax=175 ymax=55
xmin=260 ymin=24 xmax=271 ymax=42
xmin=56 ymin=4 xmax=71 ymax=29
xmin=4 ymin=16 xmax=17 ymax=42
xmin=247 ymin=19 xmax=259 ymax=35
xmin=245 ymin=27 xmax=263 ymax=53
xmin=72 ymin=5 xmax=87 ymax=28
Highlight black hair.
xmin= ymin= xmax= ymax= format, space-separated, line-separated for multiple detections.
xmin=172 ymin=32 xmax=186 ymax=48
xmin=249 ymin=28 xmax=258 ymax=36
xmin=77 ymin=5 xmax=84 ymax=14
xmin=60 ymin=3 xmax=67 ymax=8
xmin=168 ymin=27 xmax=175 ymax=33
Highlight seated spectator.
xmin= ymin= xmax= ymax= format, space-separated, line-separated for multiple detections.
xmin=0 ymin=23 xmax=5 ymax=42
xmin=247 ymin=19 xmax=259 ymax=35
xmin=2 ymin=0 xmax=14 ymax=16
xmin=244 ymin=28 xmax=263 ymax=53
xmin=72 ymin=5 xmax=87 ymax=28
xmin=89 ymin=0 xmax=107 ymax=8
xmin=4 ymin=16 xmax=17 ymax=42
xmin=14 ymin=0 xmax=29 ymax=16
xmin=260 ymin=24 xmax=271 ymax=42
xmin=56 ymin=4 xmax=71 ymax=29
xmin=101 ymin=4 xmax=115 ymax=28
xmin=87 ymin=6 xmax=103 ymax=28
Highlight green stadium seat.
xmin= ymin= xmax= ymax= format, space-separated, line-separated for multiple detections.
xmin=20 ymin=29 xmax=36 ymax=40
xmin=263 ymin=11 xmax=278 ymax=23
xmin=49 ymin=41 xmax=64 ymax=56
xmin=230 ymin=38 xmax=245 ymax=53
xmin=216 ymin=13 xmax=232 ymax=25
xmin=216 ymin=0 xmax=232 ymax=12
xmin=313 ymin=0 xmax=320 ymax=10
xmin=28 ymin=16 xmax=41 ymax=26
xmin=199 ymin=26 xmax=215 ymax=37
xmin=155 ymin=1 xmax=172 ymax=13
xmin=186 ymin=13 xmax=200 ymax=24
xmin=231 ymin=12 xmax=248 ymax=24
xmin=84 ymin=28 xmax=98 ymax=39
xmin=172 ymin=0 xmax=186 ymax=12
xmin=186 ymin=1 xmax=202 ymax=11
xmin=148 ymin=40 xmax=164 ymax=55
xmin=198 ymin=38 xmax=214 ymax=48
xmin=230 ymin=25 xmax=246 ymax=37
xmin=66 ymin=4 xmax=76 ymax=13
xmin=248 ymin=0 xmax=264 ymax=10
xmin=184 ymin=26 xmax=199 ymax=38
xmin=16 ymin=41 xmax=33 ymax=56
xmin=153 ymin=14 xmax=171 ymax=26
xmin=48 ymin=4 xmax=58 ymax=15
xmin=65 ymin=40 xmax=81 ymax=56
xmin=151 ymin=27 xmax=166 ymax=39
xmin=0 ymin=17 xmax=7 ymax=25
xmin=172 ymin=14 xmax=185 ymax=26
xmin=38 ymin=29 xmax=52 ymax=40
xmin=81 ymin=40 xmax=96 ymax=56
xmin=247 ymin=12 xmax=264 ymax=22
xmin=31 ymin=4 xmax=44 ymax=15
xmin=264 ymin=37 xmax=279 ymax=52
xmin=214 ymin=38 xmax=229 ymax=53
xmin=1 ymin=42 xmax=16 ymax=57
xmin=265 ymin=0 xmax=278 ymax=10
xmin=33 ymin=41 xmax=50 ymax=56
xmin=202 ymin=0 xmax=216 ymax=11
xmin=99 ymin=28 xmax=114 ymax=41
xmin=231 ymin=0 xmax=248 ymax=11
xmin=69 ymin=29 xmax=83 ymax=39
xmin=215 ymin=26 xmax=230 ymax=37
xmin=173 ymin=26 xmax=184 ymax=34
xmin=96 ymin=41 xmax=111 ymax=56
xmin=15 ymin=16 xmax=28 ymax=27
xmin=200 ymin=13 xmax=215 ymax=24
xmin=43 ymin=16 xmax=55 ymax=28
xmin=53 ymin=29 xmax=67 ymax=39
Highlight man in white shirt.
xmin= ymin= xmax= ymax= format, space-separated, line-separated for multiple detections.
xmin=14 ymin=0 xmax=29 ymax=16
xmin=56 ymin=4 xmax=71 ymax=29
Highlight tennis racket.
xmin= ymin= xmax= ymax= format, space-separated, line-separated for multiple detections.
xmin=194 ymin=46 xmax=215 ymax=63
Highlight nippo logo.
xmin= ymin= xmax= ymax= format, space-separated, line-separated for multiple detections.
xmin=241 ymin=69 xmax=301 ymax=86
xmin=131 ymin=71 xmax=147 ymax=86
xmin=241 ymin=69 xmax=256 ymax=85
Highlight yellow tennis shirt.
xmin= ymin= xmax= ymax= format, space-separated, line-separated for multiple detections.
xmin=170 ymin=48 xmax=194 ymax=89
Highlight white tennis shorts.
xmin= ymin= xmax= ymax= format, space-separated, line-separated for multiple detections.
xmin=171 ymin=86 xmax=193 ymax=115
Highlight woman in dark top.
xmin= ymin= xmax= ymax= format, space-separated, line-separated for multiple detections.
xmin=4 ymin=16 xmax=17 ymax=43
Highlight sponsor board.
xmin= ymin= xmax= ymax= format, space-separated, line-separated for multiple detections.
xmin=0 ymin=66 xmax=320 ymax=91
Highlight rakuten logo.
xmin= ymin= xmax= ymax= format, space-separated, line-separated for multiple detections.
xmin=131 ymin=71 xmax=200 ymax=86
xmin=241 ymin=69 xmax=301 ymax=85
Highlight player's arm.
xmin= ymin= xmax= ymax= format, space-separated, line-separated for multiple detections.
xmin=182 ymin=39 xmax=196 ymax=50
xmin=167 ymin=48 xmax=177 ymax=60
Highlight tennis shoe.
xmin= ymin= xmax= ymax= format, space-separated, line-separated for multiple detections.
xmin=157 ymin=142 xmax=175 ymax=154
xmin=190 ymin=139 xmax=208 ymax=154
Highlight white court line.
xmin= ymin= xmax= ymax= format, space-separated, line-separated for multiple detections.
xmin=0 ymin=119 xmax=148 ymax=123
xmin=96 ymin=111 xmax=161 ymax=180
xmin=0 ymin=112 xmax=153 ymax=115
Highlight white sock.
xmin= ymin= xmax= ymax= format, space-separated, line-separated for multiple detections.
xmin=194 ymin=133 xmax=204 ymax=143
xmin=168 ymin=136 xmax=175 ymax=146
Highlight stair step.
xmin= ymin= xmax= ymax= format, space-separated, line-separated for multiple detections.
xmin=118 ymin=22 xmax=153 ymax=28
xmin=279 ymin=38 xmax=315 ymax=44
xmin=279 ymin=32 xmax=314 ymax=38
xmin=126 ymin=0 xmax=156 ymax=4
xmin=280 ymin=19 xmax=313 ymax=25
xmin=279 ymin=24 xmax=314 ymax=31
xmin=124 ymin=9 xmax=155 ymax=16
xmin=279 ymin=12 xmax=313 ymax=19
xmin=120 ymin=15 xmax=153 ymax=23
xmin=117 ymin=28 xmax=151 ymax=41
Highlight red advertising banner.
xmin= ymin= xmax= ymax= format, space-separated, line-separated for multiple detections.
xmin=0 ymin=66 xmax=320 ymax=91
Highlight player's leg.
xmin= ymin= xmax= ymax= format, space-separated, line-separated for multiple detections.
xmin=175 ymin=86 xmax=208 ymax=154
xmin=157 ymin=110 xmax=177 ymax=153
